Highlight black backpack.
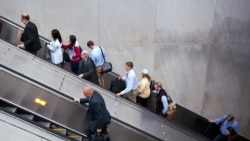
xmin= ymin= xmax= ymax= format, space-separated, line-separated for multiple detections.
xmin=110 ymin=79 xmax=126 ymax=93
xmin=150 ymin=80 xmax=155 ymax=92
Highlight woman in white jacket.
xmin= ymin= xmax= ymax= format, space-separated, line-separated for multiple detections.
xmin=47 ymin=29 xmax=63 ymax=65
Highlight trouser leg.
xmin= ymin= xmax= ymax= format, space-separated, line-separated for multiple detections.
xmin=213 ymin=133 xmax=228 ymax=141
xmin=96 ymin=66 xmax=104 ymax=87
xmin=123 ymin=91 xmax=136 ymax=103
xmin=71 ymin=61 xmax=79 ymax=74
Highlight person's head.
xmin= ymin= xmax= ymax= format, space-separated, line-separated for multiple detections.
xmin=141 ymin=69 xmax=151 ymax=81
xmin=69 ymin=35 xmax=76 ymax=45
xmin=21 ymin=13 xmax=30 ymax=24
xmin=227 ymin=114 xmax=235 ymax=122
xmin=154 ymin=82 xmax=162 ymax=91
xmin=83 ymin=86 xmax=94 ymax=98
xmin=51 ymin=29 xmax=62 ymax=43
xmin=81 ymin=50 xmax=89 ymax=60
xmin=125 ymin=61 xmax=133 ymax=71
xmin=87 ymin=40 xmax=94 ymax=49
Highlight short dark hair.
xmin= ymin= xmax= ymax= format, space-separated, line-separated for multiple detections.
xmin=125 ymin=61 xmax=133 ymax=69
xmin=87 ymin=40 xmax=94 ymax=47
xmin=21 ymin=14 xmax=30 ymax=21
xmin=51 ymin=29 xmax=62 ymax=43
xmin=70 ymin=35 xmax=76 ymax=45
xmin=227 ymin=114 xmax=234 ymax=121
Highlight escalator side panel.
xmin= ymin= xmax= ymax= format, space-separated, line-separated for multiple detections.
xmin=0 ymin=46 xmax=64 ymax=90
xmin=0 ymin=67 xmax=159 ymax=141
xmin=0 ymin=39 xmax=209 ymax=141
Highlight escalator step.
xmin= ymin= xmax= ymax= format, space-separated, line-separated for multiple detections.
xmin=4 ymin=107 xmax=17 ymax=113
xmin=37 ymin=121 xmax=51 ymax=128
xmin=68 ymin=134 xmax=82 ymax=141
xmin=20 ymin=114 xmax=34 ymax=120
xmin=52 ymin=128 xmax=67 ymax=135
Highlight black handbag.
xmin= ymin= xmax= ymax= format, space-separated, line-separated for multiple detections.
xmin=89 ymin=133 xmax=110 ymax=141
xmin=99 ymin=46 xmax=112 ymax=73
xmin=63 ymin=50 xmax=70 ymax=62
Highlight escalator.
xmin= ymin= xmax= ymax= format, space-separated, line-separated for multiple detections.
xmin=1 ymin=16 xmax=249 ymax=141
xmin=0 ymin=65 xmax=159 ymax=141
xmin=0 ymin=36 xmax=209 ymax=141
xmin=0 ymin=110 xmax=70 ymax=141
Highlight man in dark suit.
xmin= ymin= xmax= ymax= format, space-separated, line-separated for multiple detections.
xmin=78 ymin=50 xmax=99 ymax=85
xmin=74 ymin=86 xmax=111 ymax=138
xmin=17 ymin=14 xmax=42 ymax=55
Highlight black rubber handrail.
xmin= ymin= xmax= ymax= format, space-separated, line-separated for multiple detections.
xmin=0 ymin=64 xmax=161 ymax=141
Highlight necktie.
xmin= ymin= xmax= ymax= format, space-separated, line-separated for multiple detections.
xmin=126 ymin=72 xmax=128 ymax=78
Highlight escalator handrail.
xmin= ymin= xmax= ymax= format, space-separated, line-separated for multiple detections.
xmin=0 ymin=64 xmax=162 ymax=141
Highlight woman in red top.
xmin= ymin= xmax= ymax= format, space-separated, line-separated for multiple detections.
xmin=62 ymin=35 xmax=81 ymax=74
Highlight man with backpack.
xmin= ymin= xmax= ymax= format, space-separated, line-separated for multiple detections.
xmin=154 ymin=82 xmax=171 ymax=115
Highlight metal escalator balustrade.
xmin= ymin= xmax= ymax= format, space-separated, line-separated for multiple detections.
xmin=0 ymin=16 xmax=216 ymax=141
xmin=0 ymin=66 xmax=160 ymax=141
xmin=0 ymin=38 xmax=210 ymax=141
xmin=0 ymin=100 xmax=84 ymax=141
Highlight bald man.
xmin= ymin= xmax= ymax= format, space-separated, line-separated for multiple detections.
xmin=74 ymin=86 xmax=111 ymax=138
xmin=17 ymin=14 xmax=42 ymax=55
xmin=78 ymin=50 xmax=99 ymax=85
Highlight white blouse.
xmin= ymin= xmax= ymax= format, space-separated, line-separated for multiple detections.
xmin=47 ymin=39 xmax=63 ymax=64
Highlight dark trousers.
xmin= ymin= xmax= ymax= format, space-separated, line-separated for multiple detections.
xmin=71 ymin=61 xmax=79 ymax=74
xmin=214 ymin=133 xmax=228 ymax=141
xmin=136 ymin=96 xmax=148 ymax=107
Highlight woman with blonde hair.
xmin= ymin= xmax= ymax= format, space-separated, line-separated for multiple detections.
xmin=136 ymin=69 xmax=151 ymax=107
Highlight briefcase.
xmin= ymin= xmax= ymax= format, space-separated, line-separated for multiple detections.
xmin=89 ymin=133 xmax=110 ymax=141
xmin=102 ymin=62 xmax=112 ymax=73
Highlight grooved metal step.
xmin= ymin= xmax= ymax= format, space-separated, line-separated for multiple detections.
xmin=52 ymin=128 xmax=67 ymax=135
xmin=37 ymin=121 xmax=51 ymax=128
xmin=20 ymin=114 xmax=34 ymax=120
xmin=4 ymin=107 xmax=17 ymax=113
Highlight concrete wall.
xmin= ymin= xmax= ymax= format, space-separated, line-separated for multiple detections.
xmin=1 ymin=0 xmax=250 ymax=138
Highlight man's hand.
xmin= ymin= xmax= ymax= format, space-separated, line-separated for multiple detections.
xmin=117 ymin=76 xmax=121 ymax=80
xmin=97 ymin=129 xmax=102 ymax=133
xmin=208 ymin=119 xmax=212 ymax=122
xmin=116 ymin=93 xmax=122 ymax=97
xmin=78 ymin=74 xmax=84 ymax=79
xmin=17 ymin=44 xmax=25 ymax=49
xmin=73 ymin=97 xmax=79 ymax=102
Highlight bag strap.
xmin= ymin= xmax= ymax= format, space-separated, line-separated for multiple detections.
xmin=99 ymin=46 xmax=106 ymax=62
xmin=166 ymin=94 xmax=173 ymax=103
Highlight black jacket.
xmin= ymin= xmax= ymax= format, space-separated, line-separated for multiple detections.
xmin=79 ymin=91 xmax=111 ymax=129
xmin=79 ymin=57 xmax=99 ymax=85
xmin=156 ymin=89 xmax=168 ymax=114
xmin=21 ymin=21 xmax=42 ymax=53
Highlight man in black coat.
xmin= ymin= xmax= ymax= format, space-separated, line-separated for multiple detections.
xmin=17 ymin=14 xmax=42 ymax=55
xmin=78 ymin=50 xmax=99 ymax=85
xmin=74 ymin=86 xmax=111 ymax=138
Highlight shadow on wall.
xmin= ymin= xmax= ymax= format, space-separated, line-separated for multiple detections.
xmin=209 ymin=16 xmax=250 ymax=44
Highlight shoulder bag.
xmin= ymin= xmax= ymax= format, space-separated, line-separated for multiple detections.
xmin=99 ymin=46 xmax=112 ymax=73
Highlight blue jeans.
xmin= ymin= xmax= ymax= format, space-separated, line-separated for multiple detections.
xmin=71 ymin=61 xmax=79 ymax=74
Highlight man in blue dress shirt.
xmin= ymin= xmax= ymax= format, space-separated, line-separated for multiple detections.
xmin=87 ymin=40 xmax=106 ymax=87
xmin=116 ymin=61 xmax=138 ymax=103
xmin=210 ymin=114 xmax=239 ymax=141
